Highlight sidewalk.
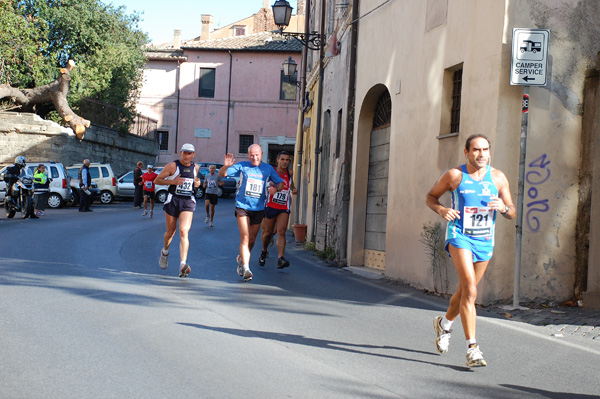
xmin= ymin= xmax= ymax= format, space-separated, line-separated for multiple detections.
xmin=285 ymin=240 xmax=600 ymax=343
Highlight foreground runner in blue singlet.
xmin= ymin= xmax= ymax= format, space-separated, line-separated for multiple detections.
xmin=155 ymin=143 xmax=201 ymax=278
xmin=219 ymin=144 xmax=283 ymax=281
xmin=426 ymin=134 xmax=515 ymax=367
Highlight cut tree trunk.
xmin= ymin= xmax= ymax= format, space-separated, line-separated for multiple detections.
xmin=0 ymin=60 xmax=90 ymax=139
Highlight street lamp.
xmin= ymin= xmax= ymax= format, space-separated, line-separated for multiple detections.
xmin=271 ymin=0 xmax=325 ymax=50
xmin=282 ymin=56 xmax=297 ymax=77
xmin=282 ymin=56 xmax=301 ymax=87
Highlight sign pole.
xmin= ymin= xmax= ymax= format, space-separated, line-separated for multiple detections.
xmin=513 ymin=86 xmax=529 ymax=308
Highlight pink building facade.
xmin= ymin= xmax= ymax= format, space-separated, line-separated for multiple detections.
xmin=137 ymin=32 xmax=302 ymax=167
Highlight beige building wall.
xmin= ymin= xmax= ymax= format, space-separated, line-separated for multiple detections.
xmin=350 ymin=0 xmax=600 ymax=304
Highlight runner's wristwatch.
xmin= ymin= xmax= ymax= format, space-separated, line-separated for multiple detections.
xmin=501 ymin=205 xmax=509 ymax=214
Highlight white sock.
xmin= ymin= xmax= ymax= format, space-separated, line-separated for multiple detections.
xmin=466 ymin=338 xmax=477 ymax=349
xmin=162 ymin=248 xmax=169 ymax=255
xmin=440 ymin=316 xmax=453 ymax=331
xmin=243 ymin=264 xmax=249 ymax=269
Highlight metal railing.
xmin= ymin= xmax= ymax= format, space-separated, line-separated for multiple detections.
xmin=79 ymin=98 xmax=158 ymax=141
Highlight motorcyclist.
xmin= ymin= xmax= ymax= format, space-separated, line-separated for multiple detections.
xmin=4 ymin=156 xmax=27 ymax=204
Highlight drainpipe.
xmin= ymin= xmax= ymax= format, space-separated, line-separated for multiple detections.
xmin=294 ymin=0 xmax=311 ymax=225
xmin=175 ymin=59 xmax=181 ymax=157
xmin=338 ymin=0 xmax=359 ymax=265
xmin=310 ymin=0 xmax=326 ymax=242
xmin=226 ymin=50 xmax=233 ymax=154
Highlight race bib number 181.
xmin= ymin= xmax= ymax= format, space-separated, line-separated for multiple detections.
xmin=245 ymin=177 xmax=264 ymax=198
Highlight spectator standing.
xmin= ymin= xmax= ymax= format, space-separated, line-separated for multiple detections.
xmin=33 ymin=164 xmax=51 ymax=216
xmin=133 ymin=161 xmax=144 ymax=208
xmin=78 ymin=159 xmax=93 ymax=212
xmin=142 ymin=165 xmax=158 ymax=218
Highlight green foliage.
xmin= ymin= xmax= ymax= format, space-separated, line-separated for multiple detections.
xmin=419 ymin=222 xmax=450 ymax=294
xmin=304 ymin=241 xmax=316 ymax=251
xmin=0 ymin=0 xmax=52 ymax=87
xmin=317 ymin=246 xmax=336 ymax=261
xmin=1 ymin=0 xmax=149 ymax=131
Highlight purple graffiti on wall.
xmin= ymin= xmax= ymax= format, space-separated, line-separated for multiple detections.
xmin=525 ymin=154 xmax=550 ymax=232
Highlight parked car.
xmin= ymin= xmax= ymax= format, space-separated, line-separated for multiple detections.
xmin=196 ymin=167 xmax=238 ymax=198
xmin=0 ymin=165 xmax=10 ymax=203
xmin=67 ymin=163 xmax=117 ymax=204
xmin=65 ymin=168 xmax=101 ymax=206
xmin=25 ymin=162 xmax=72 ymax=208
xmin=197 ymin=162 xmax=224 ymax=169
xmin=117 ymin=167 xmax=169 ymax=203
xmin=117 ymin=166 xmax=236 ymax=202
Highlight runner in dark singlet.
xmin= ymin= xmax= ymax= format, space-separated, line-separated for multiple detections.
xmin=155 ymin=143 xmax=201 ymax=278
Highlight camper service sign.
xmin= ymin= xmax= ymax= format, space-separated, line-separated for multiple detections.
xmin=510 ymin=29 xmax=549 ymax=86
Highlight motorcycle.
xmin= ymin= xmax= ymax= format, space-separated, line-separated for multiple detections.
xmin=2 ymin=171 xmax=35 ymax=219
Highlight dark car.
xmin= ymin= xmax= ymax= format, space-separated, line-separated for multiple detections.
xmin=194 ymin=167 xmax=237 ymax=199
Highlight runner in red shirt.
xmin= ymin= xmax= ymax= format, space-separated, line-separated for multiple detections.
xmin=259 ymin=151 xmax=297 ymax=269
xmin=142 ymin=165 xmax=158 ymax=218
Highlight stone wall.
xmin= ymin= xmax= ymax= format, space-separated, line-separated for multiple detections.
xmin=0 ymin=112 xmax=159 ymax=176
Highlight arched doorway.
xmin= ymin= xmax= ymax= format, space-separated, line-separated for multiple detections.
xmin=364 ymin=91 xmax=391 ymax=270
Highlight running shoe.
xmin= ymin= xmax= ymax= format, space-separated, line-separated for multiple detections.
xmin=466 ymin=344 xmax=487 ymax=367
xmin=243 ymin=267 xmax=253 ymax=282
xmin=159 ymin=250 xmax=169 ymax=269
xmin=237 ymin=255 xmax=243 ymax=276
xmin=205 ymin=216 xmax=210 ymax=223
xmin=142 ymin=210 xmax=147 ymax=217
xmin=269 ymin=236 xmax=275 ymax=246
xmin=149 ymin=210 xmax=153 ymax=218
xmin=179 ymin=263 xmax=191 ymax=278
xmin=209 ymin=221 xmax=214 ymax=227
xmin=258 ymin=251 xmax=267 ymax=266
xmin=277 ymin=257 xmax=290 ymax=269
xmin=433 ymin=316 xmax=451 ymax=354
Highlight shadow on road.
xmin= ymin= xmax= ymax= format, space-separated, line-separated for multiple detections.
xmin=178 ymin=322 xmax=473 ymax=372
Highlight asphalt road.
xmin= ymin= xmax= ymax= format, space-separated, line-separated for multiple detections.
xmin=0 ymin=199 xmax=599 ymax=398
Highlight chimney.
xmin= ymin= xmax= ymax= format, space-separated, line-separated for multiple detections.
xmin=297 ymin=0 xmax=305 ymax=15
xmin=201 ymin=14 xmax=214 ymax=40
xmin=173 ymin=29 xmax=181 ymax=49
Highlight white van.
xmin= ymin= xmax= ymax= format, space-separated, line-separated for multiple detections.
xmin=26 ymin=162 xmax=72 ymax=208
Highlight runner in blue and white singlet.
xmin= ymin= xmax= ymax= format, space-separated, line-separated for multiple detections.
xmin=426 ymin=135 xmax=515 ymax=368
xmin=445 ymin=164 xmax=498 ymax=259
xmin=227 ymin=161 xmax=283 ymax=212
xmin=220 ymin=144 xmax=284 ymax=282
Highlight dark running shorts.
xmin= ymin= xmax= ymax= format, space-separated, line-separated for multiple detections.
xmin=205 ymin=193 xmax=218 ymax=205
xmin=265 ymin=206 xmax=290 ymax=219
xmin=143 ymin=191 xmax=155 ymax=200
xmin=235 ymin=207 xmax=265 ymax=225
xmin=163 ymin=194 xmax=196 ymax=218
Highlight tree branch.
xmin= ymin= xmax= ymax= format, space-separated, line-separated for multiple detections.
xmin=0 ymin=60 xmax=91 ymax=139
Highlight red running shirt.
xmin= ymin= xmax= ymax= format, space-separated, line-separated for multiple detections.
xmin=142 ymin=172 xmax=158 ymax=192
xmin=266 ymin=169 xmax=292 ymax=210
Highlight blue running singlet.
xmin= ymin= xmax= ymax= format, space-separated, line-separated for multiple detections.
xmin=445 ymin=164 xmax=498 ymax=261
